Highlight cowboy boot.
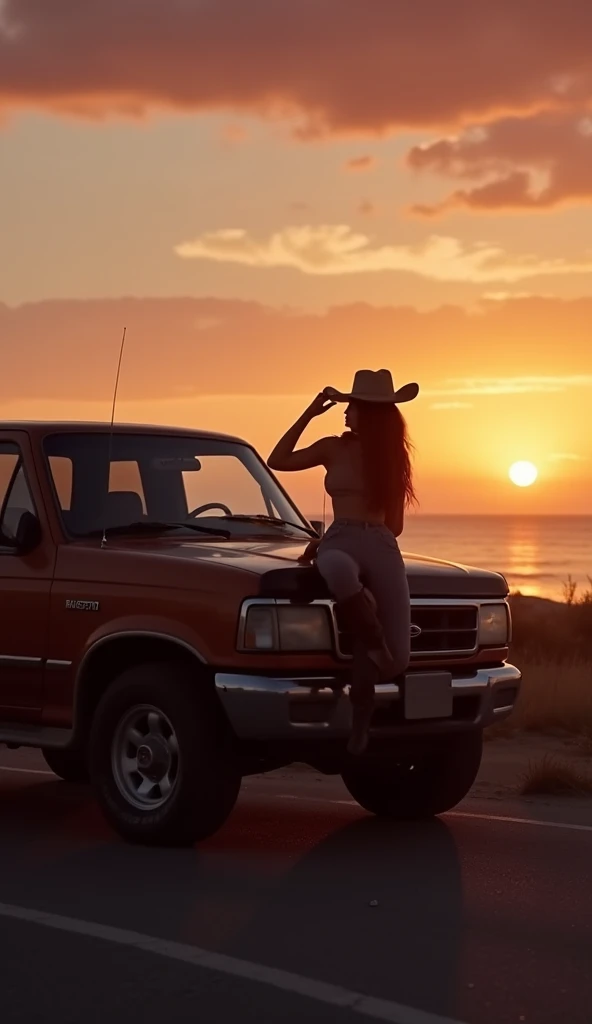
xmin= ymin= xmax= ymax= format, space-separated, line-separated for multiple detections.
xmin=347 ymin=655 xmax=376 ymax=755
xmin=337 ymin=587 xmax=396 ymax=683
xmin=336 ymin=588 xmax=396 ymax=755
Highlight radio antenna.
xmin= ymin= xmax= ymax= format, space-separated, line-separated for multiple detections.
xmin=101 ymin=326 xmax=127 ymax=549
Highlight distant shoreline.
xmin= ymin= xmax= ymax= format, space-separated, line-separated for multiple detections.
xmin=306 ymin=512 xmax=592 ymax=520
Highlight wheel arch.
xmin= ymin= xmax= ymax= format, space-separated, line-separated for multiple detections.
xmin=71 ymin=632 xmax=216 ymax=748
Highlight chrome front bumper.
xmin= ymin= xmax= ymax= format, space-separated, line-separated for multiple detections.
xmin=215 ymin=663 xmax=521 ymax=740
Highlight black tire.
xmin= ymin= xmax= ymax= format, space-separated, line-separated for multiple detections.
xmin=88 ymin=663 xmax=241 ymax=847
xmin=342 ymin=731 xmax=483 ymax=820
xmin=42 ymin=747 xmax=90 ymax=783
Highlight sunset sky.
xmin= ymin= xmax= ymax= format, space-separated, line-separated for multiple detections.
xmin=1 ymin=1 xmax=591 ymax=514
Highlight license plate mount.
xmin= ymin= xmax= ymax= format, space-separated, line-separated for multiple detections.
xmin=404 ymin=672 xmax=453 ymax=720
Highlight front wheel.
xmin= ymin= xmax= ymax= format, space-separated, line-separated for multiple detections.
xmin=89 ymin=663 xmax=241 ymax=846
xmin=341 ymin=731 xmax=483 ymax=819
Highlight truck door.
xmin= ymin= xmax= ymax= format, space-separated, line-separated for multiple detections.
xmin=0 ymin=433 xmax=55 ymax=720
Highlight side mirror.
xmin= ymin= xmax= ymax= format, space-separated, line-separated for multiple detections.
xmin=310 ymin=519 xmax=325 ymax=538
xmin=15 ymin=511 xmax=42 ymax=554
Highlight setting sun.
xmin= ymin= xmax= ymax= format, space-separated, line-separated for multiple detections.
xmin=509 ymin=461 xmax=538 ymax=488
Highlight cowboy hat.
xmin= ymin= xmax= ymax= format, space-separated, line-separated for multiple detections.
xmin=323 ymin=369 xmax=419 ymax=404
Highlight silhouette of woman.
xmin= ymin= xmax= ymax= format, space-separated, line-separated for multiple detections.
xmin=268 ymin=368 xmax=419 ymax=755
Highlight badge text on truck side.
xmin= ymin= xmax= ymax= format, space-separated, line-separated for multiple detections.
xmin=65 ymin=599 xmax=100 ymax=612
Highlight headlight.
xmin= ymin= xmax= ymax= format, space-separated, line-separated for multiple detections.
xmin=243 ymin=605 xmax=278 ymax=650
xmin=241 ymin=602 xmax=333 ymax=651
xmin=478 ymin=604 xmax=509 ymax=646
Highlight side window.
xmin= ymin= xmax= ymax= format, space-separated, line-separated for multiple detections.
xmin=0 ymin=442 xmax=36 ymax=547
xmin=109 ymin=460 xmax=147 ymax=514
xmin=48 ymin=456 xmax=73 ymax=511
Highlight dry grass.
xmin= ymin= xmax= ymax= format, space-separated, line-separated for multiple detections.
xmin=509 ymin=592 xmax=592 ymax=665
xmin=501 ymin=657 xmax=592 ymax=735
xmin=519 ymin=755 xmax=592 ymax=797
xmin=492 ymin=594 xmax=592 ymax=737
xmin=560 ymin=574 xmax=592 ymax=607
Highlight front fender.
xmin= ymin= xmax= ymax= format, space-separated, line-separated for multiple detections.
xmin=75 ymin=614 xmax=209 ymax=670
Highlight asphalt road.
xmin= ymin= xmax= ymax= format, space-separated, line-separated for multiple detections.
xmin=1 ymin=747 xmax=591 ymax=1024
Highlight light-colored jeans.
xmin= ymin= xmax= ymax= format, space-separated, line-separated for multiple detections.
xmin=316 ymin=519 xmax=411 ymax=676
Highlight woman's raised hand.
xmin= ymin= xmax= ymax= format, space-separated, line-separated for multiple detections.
xmin=305 ymin=392 xmax=336 ymax=418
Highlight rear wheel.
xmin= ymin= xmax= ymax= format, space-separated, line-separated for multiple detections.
xmin=342 ymin=731 xmax=483 ymax=819
xmin=42 ymin=747 xmax=89 ymax=783
xmin=89 ymin=663 xmax=241 ymax=846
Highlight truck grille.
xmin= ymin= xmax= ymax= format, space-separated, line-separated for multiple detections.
xmin=334 ymin=603 xmax=479 ymax=659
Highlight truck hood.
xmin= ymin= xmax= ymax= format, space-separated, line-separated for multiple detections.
xmin=252 ymin=542 xmax=508 ymax=599
xmin=74 ymin=535 xmax=508 ymax=599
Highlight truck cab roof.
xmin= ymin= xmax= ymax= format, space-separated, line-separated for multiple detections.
xmin=0 ymin=421 xmax=247 ymax=445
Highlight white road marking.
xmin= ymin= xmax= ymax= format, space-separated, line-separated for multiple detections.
xmin=2 ymin=762 xmax=592 ymax=834
xmin=447 ymin=810 xmax=592 ymax=834
xmin=0 ymin=900 xmax=466 ymax=1024
xmin=267 ymin=791 xmax=356 ymax=807
xmin=247 ymin=788 xmax=592 ymax=833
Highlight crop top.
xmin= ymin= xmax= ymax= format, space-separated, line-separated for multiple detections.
xmin=324 ymin=436 xmax=366 ymax=499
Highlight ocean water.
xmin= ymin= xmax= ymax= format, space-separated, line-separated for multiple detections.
xmin=309 ymin=515 xmax=592 ymax=602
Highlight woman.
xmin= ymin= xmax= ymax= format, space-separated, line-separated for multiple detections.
xmin=267 ymin=368 xmax=419 ymax=755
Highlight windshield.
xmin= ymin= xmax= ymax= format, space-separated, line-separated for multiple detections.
xmin=43 ymin=432 xmax=311 ymax=540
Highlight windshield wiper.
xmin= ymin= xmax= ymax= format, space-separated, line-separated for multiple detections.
xmin=221 ymin=514 xmax=316 ymax=537
xmin=83 ymin=520 xmax=231 ymax=539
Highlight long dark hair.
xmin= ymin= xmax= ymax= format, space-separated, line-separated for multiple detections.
xmin=345 ymin=400 xmax=417 ymax=513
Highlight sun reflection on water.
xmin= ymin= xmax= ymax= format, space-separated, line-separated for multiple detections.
xmin=506 ymin=522 xmax=542 ymax=597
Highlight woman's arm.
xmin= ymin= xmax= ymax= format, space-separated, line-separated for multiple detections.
xmin=267 ymin=394 xmax=336 ymax=472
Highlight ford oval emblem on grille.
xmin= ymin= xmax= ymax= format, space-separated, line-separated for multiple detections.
xmin=410 ymin=624 xmax=422 ymax=638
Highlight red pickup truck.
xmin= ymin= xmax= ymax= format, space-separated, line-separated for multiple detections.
xmin=0 ymin=422 xmax=520 ymax=845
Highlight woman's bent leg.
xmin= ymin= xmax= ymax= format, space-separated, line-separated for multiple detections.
xmin=317 ymin=545 xmax=395 ymax=685
xmin=359 ymin=534 xmax=411 ymax=678
xmin=315 ymin=548 xmax=361 ymax=601
xmin=317 ymin=540 xmax=395 ymax=755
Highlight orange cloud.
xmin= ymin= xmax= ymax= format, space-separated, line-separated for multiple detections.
xmin=2 ymin=2 xmax=592 ymax=134
xmin=344 ymin=156 xmax=375 ymax=172
xmin=408 ymin=113 xmax=592 ymax=214
xmin=1 ymin=295 xmax=591 ymax=403
xmin=174 ymin=225 xmax=592 ymax=282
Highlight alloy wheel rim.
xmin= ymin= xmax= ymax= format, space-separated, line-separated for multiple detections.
xmin=112 ymin=704 xmax=180 ymax=810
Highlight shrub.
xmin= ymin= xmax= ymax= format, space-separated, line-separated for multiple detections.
xmin=519 ymin=755 xmax=592 ymax=796
xmin=509 ymin=594 xmax=592 ymax=665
